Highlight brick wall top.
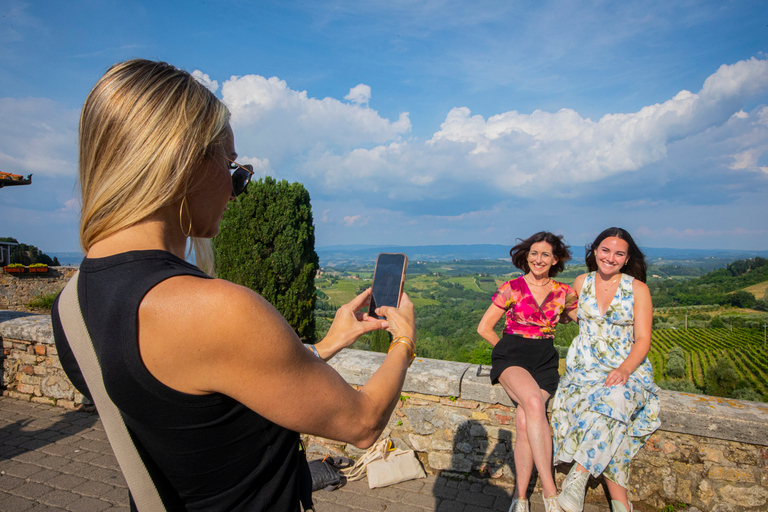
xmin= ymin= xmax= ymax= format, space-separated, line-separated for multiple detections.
xmin=3 ymin=310 xmax=767 ymax=447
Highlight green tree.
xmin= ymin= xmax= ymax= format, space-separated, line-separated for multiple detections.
xmin=554 ymin=322 xmax=579 ymax=347
xmin=732 ymin=387 xmax=761 ymax=402
xmin=370 ymin=329 xmax=391 ymax=354
xmin=665 ymin=347 xmax=686 ymax=379
xmin=657 ymin=379 xmax=701 ymax=394
xmin=729 ymin=290 xmax=756 ymax=309
xmin=709 ymin=316 xmax=725 ymax=329
xmin=0 ymin=237 xmax=60 ymax=266
xmin=213 ymin=177 xmax=319 ymax=342
xmin=704 ymin=358 xmax=739 ymax=398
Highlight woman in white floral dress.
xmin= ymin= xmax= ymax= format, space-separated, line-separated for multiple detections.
xmin=551 ymin=228 xmax=660 ymax=512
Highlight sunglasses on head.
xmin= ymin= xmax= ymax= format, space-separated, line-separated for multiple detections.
xmin=226 ymin=158 xmax=255 ymax=196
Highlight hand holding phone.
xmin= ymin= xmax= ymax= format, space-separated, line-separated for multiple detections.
xmin=369 ymin=253 xmax=408 ymax=319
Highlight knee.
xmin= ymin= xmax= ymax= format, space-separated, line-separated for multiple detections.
xmin=521 ymin=396 xmax=546 ymax=418
xmin=515 ymin=409 xmax=527 ymax=432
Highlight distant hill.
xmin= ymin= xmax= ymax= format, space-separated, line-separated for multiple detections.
xmin=46 ymin=245 xmax=768 ymax=269
xmin=317 ymin=244 xmax=768 ymax=267
xmin=47 ymin=252 xmax=84 ymax=266
xmin=317 ymin=244 xmax=511 ymax=266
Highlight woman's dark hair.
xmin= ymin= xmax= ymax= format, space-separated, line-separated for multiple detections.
xmin=510 ymin=231 xmax=571 ymax=277
xmin=585 ymin=227 xmax=647 ymax=282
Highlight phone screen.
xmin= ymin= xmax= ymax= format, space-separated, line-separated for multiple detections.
xmin=370 ymin=253 xmax=408 ymax=318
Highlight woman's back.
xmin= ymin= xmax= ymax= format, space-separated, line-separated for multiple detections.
xmin=52 ymin=250 xmax=300 ymax=511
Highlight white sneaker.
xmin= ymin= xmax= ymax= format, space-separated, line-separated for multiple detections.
xmin=557 ymin=465 xmax=589 ymax=512
xmin=544 ymin=495 xmax=564 ymax=512
xmin=611 ymin=500 xmax=633 ymax=512
xmin=508 ymin=497 xmax=529 ymax=512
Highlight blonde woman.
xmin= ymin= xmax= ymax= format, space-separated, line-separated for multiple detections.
xmin=51 ymin=59 xmax=416 ymax=511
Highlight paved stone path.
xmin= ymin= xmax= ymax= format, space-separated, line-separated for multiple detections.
xmin=0 ymin=396 xmax=607 ymax=511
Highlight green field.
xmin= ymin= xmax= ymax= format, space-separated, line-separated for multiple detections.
xmin=315 ymin=258 xmax=768 ymax=402
xmin=649 ymin=327 xmax=768 ymax=399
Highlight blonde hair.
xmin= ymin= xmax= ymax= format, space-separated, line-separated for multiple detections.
xmin=78 ymin=59 xmax=230 ymax=274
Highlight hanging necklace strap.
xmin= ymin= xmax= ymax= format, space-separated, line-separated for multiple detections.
xmin=524 ymin=274 xmax=551 ymax=287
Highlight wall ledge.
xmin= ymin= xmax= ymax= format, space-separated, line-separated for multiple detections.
xmin=3 ymin=311 xmax=767 ymax=447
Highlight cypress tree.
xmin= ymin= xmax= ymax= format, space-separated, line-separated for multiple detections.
xmin=213 ymin=176 xmax=319 ymax=342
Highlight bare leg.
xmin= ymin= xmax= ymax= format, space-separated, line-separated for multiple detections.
xmin=498 ymin=367 xmax=557 ymax=498
xmin=605 ymin=479 xmax=629 ymax=510
xmin=512 ymin=406 xmax=533 ymax=498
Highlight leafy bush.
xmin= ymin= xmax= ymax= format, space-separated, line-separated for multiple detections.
xmin=705 ymin=358 xmax=740 ymax=397
xmin=732 ymin=387 xmax=762 ymax=402
xmin=665 ymin=346 xmax=686 ymax=378
xmin=709 ymin=316 xmax=725 ymax=328
xmin=468 ymin=343 xmax=492 ymax=365
xmin=554 ymin=322 xmax=579 ymax=347
xmin=657 ymin=379 xmax=701 ymax=394
xmin=370 ymin=329 xmax=391 ymax=354
xmin=27 ymin=292 xmax=58 ymax=311
xmin=729 ymin=290 xmax=756 ymax=309
xmin=668 ymin=346 xmax=685 ymax=360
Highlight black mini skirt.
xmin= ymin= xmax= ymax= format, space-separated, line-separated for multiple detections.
xmin=490 ymin=333 xmax=560 ymax=396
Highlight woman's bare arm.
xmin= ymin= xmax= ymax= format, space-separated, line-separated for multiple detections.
xmin=477 ymin=304 xmax=505 ymax=346
xmin=138 ymin=277 xmax=415 ymax=449
xmin=604 ymin=279 xmax=653 ymax=387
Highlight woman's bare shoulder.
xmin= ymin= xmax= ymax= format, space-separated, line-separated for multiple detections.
xmin=572 ymin=273 xmax=587 ymax=293
xmin=137 ymin=275 xmax=293 ymax=394
xmin=145 ymin=275 xmax=272 ymax=315
xmin=631 ymin=278 xmax=649 ymax=293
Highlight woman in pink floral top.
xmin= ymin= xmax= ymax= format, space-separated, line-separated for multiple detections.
xmin=478 ymin=232 xmax=578 ymax=512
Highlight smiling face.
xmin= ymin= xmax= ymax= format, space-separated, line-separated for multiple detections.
xmin=594 ymin=236 xmax=630 ymax=277
xmin=527 ymin=241 xmax=558 ymax=278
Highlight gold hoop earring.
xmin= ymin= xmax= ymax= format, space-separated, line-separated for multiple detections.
xmin=179 ymin=196 xmax=193 ymax=237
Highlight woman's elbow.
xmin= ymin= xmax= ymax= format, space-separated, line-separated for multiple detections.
xmin=348 ymin=420 xmax=386 ymax=449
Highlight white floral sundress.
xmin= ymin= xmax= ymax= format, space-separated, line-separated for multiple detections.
xmin=551 ymin=272 xmax=660 ymax=488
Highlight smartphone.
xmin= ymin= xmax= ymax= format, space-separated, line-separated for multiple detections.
xmin=369 ymin=253 xmax=408 ymax=319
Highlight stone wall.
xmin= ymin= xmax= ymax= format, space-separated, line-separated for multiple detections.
xmin=0 ymin=267 xmax=78 ymax=309
xmin=1 ymin=311 xmax=767 ymax=511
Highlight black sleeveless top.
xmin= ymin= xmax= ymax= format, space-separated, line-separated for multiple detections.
xmin=51 ymin=250 xmax=301 ymax=511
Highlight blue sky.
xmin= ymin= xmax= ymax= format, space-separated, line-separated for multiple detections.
xmin=1 ymin=0 xmax=767 ymax=255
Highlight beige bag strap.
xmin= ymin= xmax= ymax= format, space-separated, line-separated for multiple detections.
xmin=339 ymin=437 xmax=391 ymax=481
xmin=58 ymin=271 xmax=166 ymax=511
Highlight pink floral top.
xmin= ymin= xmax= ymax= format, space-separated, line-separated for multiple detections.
xmin=491 ymin=276 xmax=578 ymax=339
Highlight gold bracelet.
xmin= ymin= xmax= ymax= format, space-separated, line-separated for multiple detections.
xmin=388 ymin=338 xmax=416 ymax=367
xmin=391 ymin=335 xmax=415 ymax=351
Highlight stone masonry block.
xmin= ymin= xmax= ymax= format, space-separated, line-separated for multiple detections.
xmin=708 ymin=466 xmax=756 ymax=483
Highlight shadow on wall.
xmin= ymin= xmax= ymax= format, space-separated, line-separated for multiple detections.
xmin=432 ymin=420 xmax=531 ymax=509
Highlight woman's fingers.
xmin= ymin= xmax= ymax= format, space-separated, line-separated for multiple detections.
xmin=346 ymin=287 xmax=372 ymax=311
xmin=377 ymin=293 xmax=416 ymax=340
xmin=605 ymin=368 xmax=630 ymax=386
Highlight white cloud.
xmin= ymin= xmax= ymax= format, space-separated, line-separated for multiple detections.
xmin=0 ymin=97 xmax=78 ymax=177
xmin=173 ymin=58 xmax=759 ymax=215
xmin=219 ymin=57 xmax=768 ymax=207
xmin=191 ymin=70 xmax=219 ymax=93
xmin=421 ymin=57 xmax=768 ymax=192
xmin=221 ymin=74 xmax=411 ymax=163
xmin=59 ymin=198 xmax=80 ymax=212
xmin=343 ymin=215 xmax=365 ymax=226
xmin=345 ymin=84 xmax=371 ymax=105
xmin=238 ymin=155 xmax=271 ymax=178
